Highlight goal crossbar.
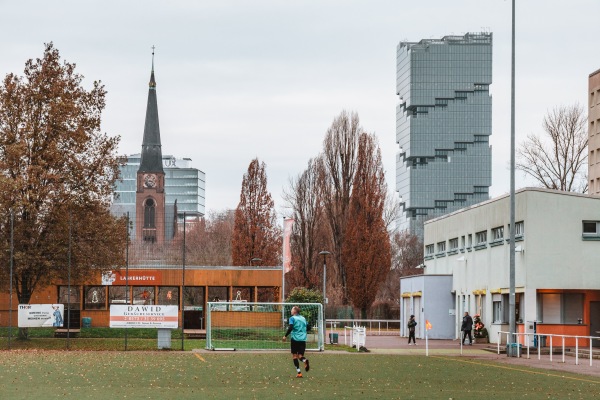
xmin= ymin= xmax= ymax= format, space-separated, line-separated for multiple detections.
xmin=205 ymin=302 xmax=324 ymax=351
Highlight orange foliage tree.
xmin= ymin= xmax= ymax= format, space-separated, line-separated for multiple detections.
xmin=232 ymin=158 xmax=281 ymax=266
xmin=0 ymin=44 xmax=125 ymax=323
xmin=343 ymin=133 xmax=391 ymax=319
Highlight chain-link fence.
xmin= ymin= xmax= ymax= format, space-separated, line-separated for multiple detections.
xmin=1 ymin=209 xmax=283 ymax=350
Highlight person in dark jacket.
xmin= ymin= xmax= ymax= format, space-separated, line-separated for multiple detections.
xmin=407 ymin=315 xmax=417 ymax=345
xmin=461 ymin=311 xmax=473 ymax=345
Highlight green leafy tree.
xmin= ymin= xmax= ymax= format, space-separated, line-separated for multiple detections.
xmin=285 ymin=287 xmax=324 ymax=332
xmin=0 ymin=44 xmax=126 ymax=337
xmin=285 ymin=287 xmax=324 ymax=304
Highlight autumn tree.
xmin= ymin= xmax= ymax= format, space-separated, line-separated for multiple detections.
xmin=232 ymin=158 xmax=281 ymax=266
xmin=320 ymin=111 xmax=361 ymax=303
xmin=343 ymin=133 xmax=391 ymax=319
xmin=517 ymin=104 xmax=588 ymax=192
xmin=377 ymin=230 xmax=424 ymax=306
xmin=0 ymin=44 xmax=126 ymax=334
xmin=283 ymin=157 xmax=330 ymax=290
xmin=177 ymin=209 xmax=235 ymax=266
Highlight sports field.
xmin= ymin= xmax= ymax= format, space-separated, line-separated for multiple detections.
xmin=1 ymin=351 xmax=599 ymax=399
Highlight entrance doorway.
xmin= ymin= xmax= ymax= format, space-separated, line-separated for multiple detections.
xmin=590 ymin=302 xmax=600 ymax=347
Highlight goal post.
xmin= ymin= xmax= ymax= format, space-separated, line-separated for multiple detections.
xmin=206 ymin=302 xmax=324 ymax=351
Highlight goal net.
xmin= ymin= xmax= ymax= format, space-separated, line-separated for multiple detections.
xmin=205 ymin=302 xmax=324 ymax=351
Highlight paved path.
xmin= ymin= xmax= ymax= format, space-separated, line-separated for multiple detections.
xmin=353 ymin=335 xmax=600 ymax=379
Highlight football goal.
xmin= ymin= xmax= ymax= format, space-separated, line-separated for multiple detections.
xmin=205 ymin=302 xmax=324 ymax=351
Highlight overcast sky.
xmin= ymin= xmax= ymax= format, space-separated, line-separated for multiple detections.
xmin=2 ymin=1 xmax=598 ymax=217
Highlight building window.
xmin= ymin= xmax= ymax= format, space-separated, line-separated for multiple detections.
xmin=474 ymin=230 xmax=487 ymax=250
xmin=425 ymin=244 xmax=434 ymax=256
xmin=515 ymin=221 xmax=524 ymax=237
xmin=257 ymin=287 xmax=278 ymax=302
xmin=491 ymin=226 xmax=504 ymax=241
xmin=84 ymin=286 xmax=106 ymax=310
xmin=476 ymin=231 xmax=487 ymax=244
xmin=183 ymin=286 xmax=205 ymax=307
xmin=144 ymin=198 xmax=156 ymax=228
xmin=437 ymin=241 xmax=446 ymax=253
xmin=460 ymin=236 xmax=465 ymax=250
xmin=583 ymin=221 xmax=600 ymax=239
xmin=538 ymin=293 xmax=583 ymax=324
xmin=133 ymin=286 xmax=155 ymax=305
xmin=492 ymin=293 xmax=513 ymax=323
xmin=108 ymin=286 xmax=130 ymax=304
xmin=493 ymin=299 xmax=502 ymax=323
xmin=449 ymin=238 xmax=459 ymax=250
xmin=158 ymin=286 xmax=179 ymax=306
xmin=58 ymin=286 xmax=81 ymax=307
xmin=467 ymin=234 xmax=473 ymax=250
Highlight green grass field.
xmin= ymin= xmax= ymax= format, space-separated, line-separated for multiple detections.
xmin=1 ymin=351 xmax=599 ymax=399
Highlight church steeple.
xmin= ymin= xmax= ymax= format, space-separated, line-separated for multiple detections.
xmin=138 ymin=46 xmax=164 ymax=173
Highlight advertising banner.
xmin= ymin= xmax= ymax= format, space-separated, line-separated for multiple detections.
xmin=109 ymin=305 xmax=178 ymax=328
xmin=18 ymin=304 xmax=64 ymax=328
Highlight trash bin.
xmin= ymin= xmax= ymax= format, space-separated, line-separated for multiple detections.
xmin=329 ymin=333 xmax=339 ymax=344
xmin=506 ymin=343 xmax=522 ymax=357
xmin=82 ymin=317 xmax=92 ymax=328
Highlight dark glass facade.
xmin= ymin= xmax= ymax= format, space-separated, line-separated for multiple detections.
xmin=396 ymin=33 xmax=493 ymax=239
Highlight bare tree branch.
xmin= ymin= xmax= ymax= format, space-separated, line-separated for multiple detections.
xmin=516 ymin=104 xmax=588 ymax=192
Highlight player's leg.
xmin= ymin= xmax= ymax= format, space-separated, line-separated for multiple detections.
xmin=293 ymin=354 xmax=302 ymax=377
xmin=299 ymin=352 xmax=309 ymax=372
xmin=291 ymin=340 xmax=303 ymax=377
xmin=297 ymin=340 xmax=309 ymax=372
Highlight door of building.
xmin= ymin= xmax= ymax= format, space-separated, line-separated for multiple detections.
xmin=413 ymin=297 xmax=421 ymax=338
xmin=590 ymin=302 xmax=600 ymax=347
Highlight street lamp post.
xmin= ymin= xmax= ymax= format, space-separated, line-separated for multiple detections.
xmin=319 ymin=251 xmax=331 ymax=342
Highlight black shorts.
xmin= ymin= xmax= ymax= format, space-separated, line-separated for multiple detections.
xmin=290 ymin=339 xmax=306 ymax=355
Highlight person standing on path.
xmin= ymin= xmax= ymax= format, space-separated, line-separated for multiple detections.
xmin=283 ymin=305 xmax=310 ymax=378
xmin=407 ymin=315 xmax=417 ymax=345
xmin=461 ymin=311 xmax=473 ymax=345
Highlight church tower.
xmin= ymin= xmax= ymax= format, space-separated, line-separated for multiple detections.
xmin=136 ymin=49 xmax=166 ymax=243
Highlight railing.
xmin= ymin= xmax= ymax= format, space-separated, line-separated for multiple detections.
xmin=498 ymin=331 xmax=600 ymax=366
xmin=326 ymin=319 xmax=400 ymax=336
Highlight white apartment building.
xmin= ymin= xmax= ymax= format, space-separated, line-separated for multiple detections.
xmin=402 ymin=188 xmax=600 ymax=345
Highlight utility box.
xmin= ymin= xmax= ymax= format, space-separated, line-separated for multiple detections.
xmin=329 ymin=333 xmax=339 ymax=344
xmin=506 ymin=343 xmax=522 ymax=357
xmin=158 ymin=329 xmax=172 ymax=349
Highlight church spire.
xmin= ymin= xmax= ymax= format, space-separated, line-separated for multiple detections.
xmin=138 ymin=45 xmax=164 ymax=173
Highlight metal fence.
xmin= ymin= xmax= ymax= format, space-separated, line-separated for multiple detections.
xmin=498 ymin=330 xmax=600 ymax=366
xmin=326 ymin=319 xmax=401 ymax=336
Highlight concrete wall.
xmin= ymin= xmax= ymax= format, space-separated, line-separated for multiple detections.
xmin=400 ymin=274 xmax=454 ymax=339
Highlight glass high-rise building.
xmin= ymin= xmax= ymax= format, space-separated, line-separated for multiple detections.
xmin=111 ymin=154 xmax=206 ymax=239
xmin=396 ymin=32 xmax=493 ymax=239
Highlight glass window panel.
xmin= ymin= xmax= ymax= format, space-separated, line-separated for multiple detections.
xmin=158 ymin=286 xmax=179 ymax=306
xmin=108 ymin=286 xmax=130 ymax=304
xmin=84 ymin=286 xmax=106 ymax=310
xmin=132 ymin=286 xmax=155 ymax=305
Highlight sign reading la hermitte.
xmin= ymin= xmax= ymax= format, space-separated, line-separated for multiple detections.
xmin=102 ymin=270 xmax=162 ymax=285
xmin=109 ymin=305 xmax=178 ymax=328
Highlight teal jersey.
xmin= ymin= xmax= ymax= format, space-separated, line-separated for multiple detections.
xmin=288 ymin=314 xmax=307 ymax=341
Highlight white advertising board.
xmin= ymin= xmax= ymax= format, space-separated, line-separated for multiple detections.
xmin=109 ymin=305 xmax=178 ymax=328
xmin=18 ymin=304 xmax=64 ymax=328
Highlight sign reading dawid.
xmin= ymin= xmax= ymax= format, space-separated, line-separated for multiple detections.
xmin=109 ymin=305 xmax=178 ymax=328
